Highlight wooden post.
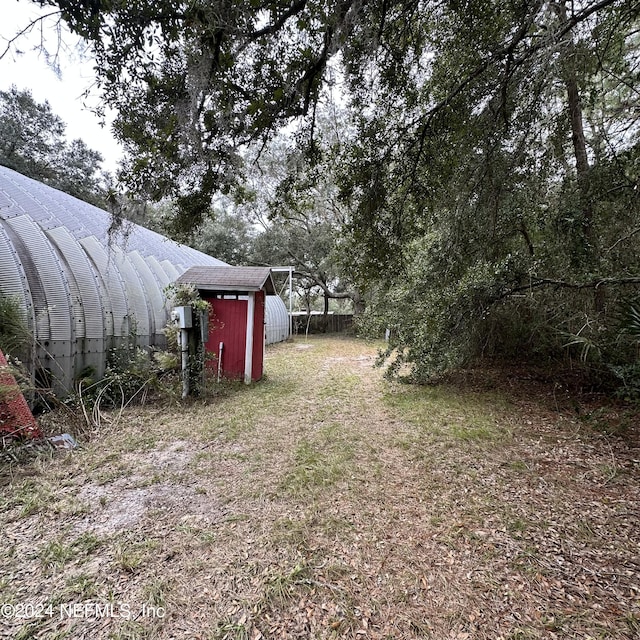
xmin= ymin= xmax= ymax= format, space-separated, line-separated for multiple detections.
xmin=244 ymin=292 xmax=255 ymax=384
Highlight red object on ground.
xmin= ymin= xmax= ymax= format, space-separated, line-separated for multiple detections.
xmin=0 ymin=349 xmax=42 ymax=439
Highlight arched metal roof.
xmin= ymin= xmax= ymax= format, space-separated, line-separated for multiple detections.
xmin=0 ymin=165 xmax=289 ymax=396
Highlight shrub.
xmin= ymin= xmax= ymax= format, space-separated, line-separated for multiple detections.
xmin=0 ymin=292 xmax=30 ymax=356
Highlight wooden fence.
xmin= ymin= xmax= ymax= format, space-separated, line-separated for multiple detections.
xmin=292 ymin=314 xmax=354 ymax=335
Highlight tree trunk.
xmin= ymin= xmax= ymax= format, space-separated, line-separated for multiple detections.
xmin=554 ymin=2 xmax=603 ymax=312
xmin=554 ymin=2 xmax=593 ymax=248
xmin=352 ymin=290 xmax=366 ymax=316
xmin=321 ymin=292 xmax=329 ymax=333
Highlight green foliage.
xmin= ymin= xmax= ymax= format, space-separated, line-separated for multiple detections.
xmin=0 ymin=294 xmax=35 ymax=408
xmin=606 ymin=302 xmax=640 ymax=400
xmin=72 ymin=343 xmax=181 ymax=424
xmin=36 ymin=0 xmax=354 ymax=228
xmin=619 ymin=304 xmax=640 ymax=342
xmin=343 ymin=1 xmax=640 ymax=386
xmin=164 ymin=283 xmax=210 ymax=313
xmin=153 ymin=350 xmax=178 ymax=371
xmin=0 ymin=292 xmax=30 ymax=356
xmin=193 ymin=209 xmax=256 ymax=265
xmin=241 ymin=129 xmax=359 ymax=311
xmin=32 ymin=0 xmax=640 ymax=393
xmin=0 ymin=86 xmax=108 ymax=206
xmin=104 ymin=346 xmax=166 ymax=402
xmin=610 ymin=363 xmax=640 ymax=402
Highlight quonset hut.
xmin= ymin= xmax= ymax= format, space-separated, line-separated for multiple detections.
xmin=0 ymin=166 xmax=289 ymax=396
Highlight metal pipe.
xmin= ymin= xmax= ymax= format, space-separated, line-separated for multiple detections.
xmin=217 ymin=341 xmax=224 ymax=383
xmin=180 ymin=328 xmax=189 ymax=399
xmin=244 ymin=292 xmax=255 ymax=384
xmin=289 ymin=266 xmax=293 ymax=338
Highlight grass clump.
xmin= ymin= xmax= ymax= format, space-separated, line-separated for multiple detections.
xmin=280 ymin=436 xmax=354 ymax=495
xmin=262 ymin=563 xmax=312 ymax=605
xmin=210 ymin=619 xmax=250 ymax=640
xmin=383 ymin=383 xmax=510 ymax=444
xmin=40 ymin=532 xmax=102 ymax=569
xmin=6 ymin=479 xmax=53 ymax=517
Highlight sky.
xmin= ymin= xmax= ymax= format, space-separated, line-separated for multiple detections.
xmin=0 ymin=0 xmax=123 ymax=173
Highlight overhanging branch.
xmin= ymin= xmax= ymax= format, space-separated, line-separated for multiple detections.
xmin=505 ymin=276 xmax=640 ymax=299
xmin=0 ymin=11 xmax=63 ymax=61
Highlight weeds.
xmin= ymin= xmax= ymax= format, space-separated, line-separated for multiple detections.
xmin=14 ymin=621 xmax=48 ymax=640
xmin=143 ymin=578 xmax=171 ymax=608
xmin=40 ymin=532 xmax=102 ymax=569
xmin=108 ymin=620 xmax=152 ymax=640
xmin=210 ymin=619 xmax=250 ymax=640
xmin=280 ymin=437 xmax=354 ymax=495
xmin=63 ymin=574 xmax=98 ymax=599
xmin=40 ymin=540 xmax=75 ymax=569
xmin=113 ymin=540 xmax=152 ymax=574
xmin=263 ymin=563 xmax=312 ymax=605
xmin=383 ymin=384 xmax=509 ymax=445
xmin=8 ymin=479 xmax=52 ymax=517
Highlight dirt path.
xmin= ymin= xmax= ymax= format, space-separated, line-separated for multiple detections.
xmin=1 ymin=336 xmax=639 ymax=639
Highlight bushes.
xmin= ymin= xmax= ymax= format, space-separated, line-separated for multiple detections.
xmin=0 ymin=292 xmax=30 ymax=357
xmin=104 ymin=345 xmax=178 ymax=403
xmin=70 ymin=345 xmax=181 ymax=430
xmin=357 ymin=238 xmax=640 ymax=400
xmin=73 ymin=283 xmax=211 ymax=421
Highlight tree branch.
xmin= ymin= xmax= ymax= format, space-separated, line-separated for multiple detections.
xmin=293 ymin=269 xmax=354 ymax=298
xmin=606 ymin=227 xmax=640 ymax=253
xmin=248 ymin=0 xmax=308 ymax=40
xmin=412 ymin=0 xmax=623 ymax=154
xmin=0 ymin=11 xmax=63 ymax=61
xmin=510 ymin=276 xmax=640 ymax=296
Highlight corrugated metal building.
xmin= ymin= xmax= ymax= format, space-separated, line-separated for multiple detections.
xmin=0 ymin=166 xmax=289 ymax=396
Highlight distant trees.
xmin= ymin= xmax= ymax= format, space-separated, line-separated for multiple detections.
xmin=157 ymin=135 xmax=360 ymax=317
xmin=194 ymin=208 xmax=256 ymax=267
xmin=0 ymin=86 xmax=107 ymax=206
xmin=240 ymin=130 xmax=360 ymax=316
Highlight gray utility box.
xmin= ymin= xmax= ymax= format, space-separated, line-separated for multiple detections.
xmin=172 ymin=305 xmax=193 ymax=329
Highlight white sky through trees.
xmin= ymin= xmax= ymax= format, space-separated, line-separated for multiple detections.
xmin=0 ymin=0 xmax=122 ymax=173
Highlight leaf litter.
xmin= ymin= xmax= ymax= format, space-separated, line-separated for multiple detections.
xmin=1 ymin=336 xmax=639 ymax=639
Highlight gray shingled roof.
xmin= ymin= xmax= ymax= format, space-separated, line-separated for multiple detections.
xmin=176 ymin=266 xmax=276 ymax=294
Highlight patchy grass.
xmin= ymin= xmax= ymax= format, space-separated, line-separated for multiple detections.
xmin=1 ymin=335 xmax=639 ymax=639
xmin=383 ymin=383 xmax=512 ymax=444
xmin=279 ymin=423 xmax=357 ymax=496
xmin=40 ymin=532 xmax=101 ymax=570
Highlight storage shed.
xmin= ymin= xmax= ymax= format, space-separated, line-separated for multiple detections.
xmin=0 ymin=166 xmax=289 ymax=396
xmin=176 ymin=266 xmax=277 ymax=383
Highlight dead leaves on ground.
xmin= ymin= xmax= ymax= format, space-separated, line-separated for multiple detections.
xmin=1 ymin=337 xmax=639 ymax=639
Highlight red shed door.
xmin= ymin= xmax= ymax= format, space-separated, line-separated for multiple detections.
xmin=204 ymin=292 xmax=265 ymax=381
